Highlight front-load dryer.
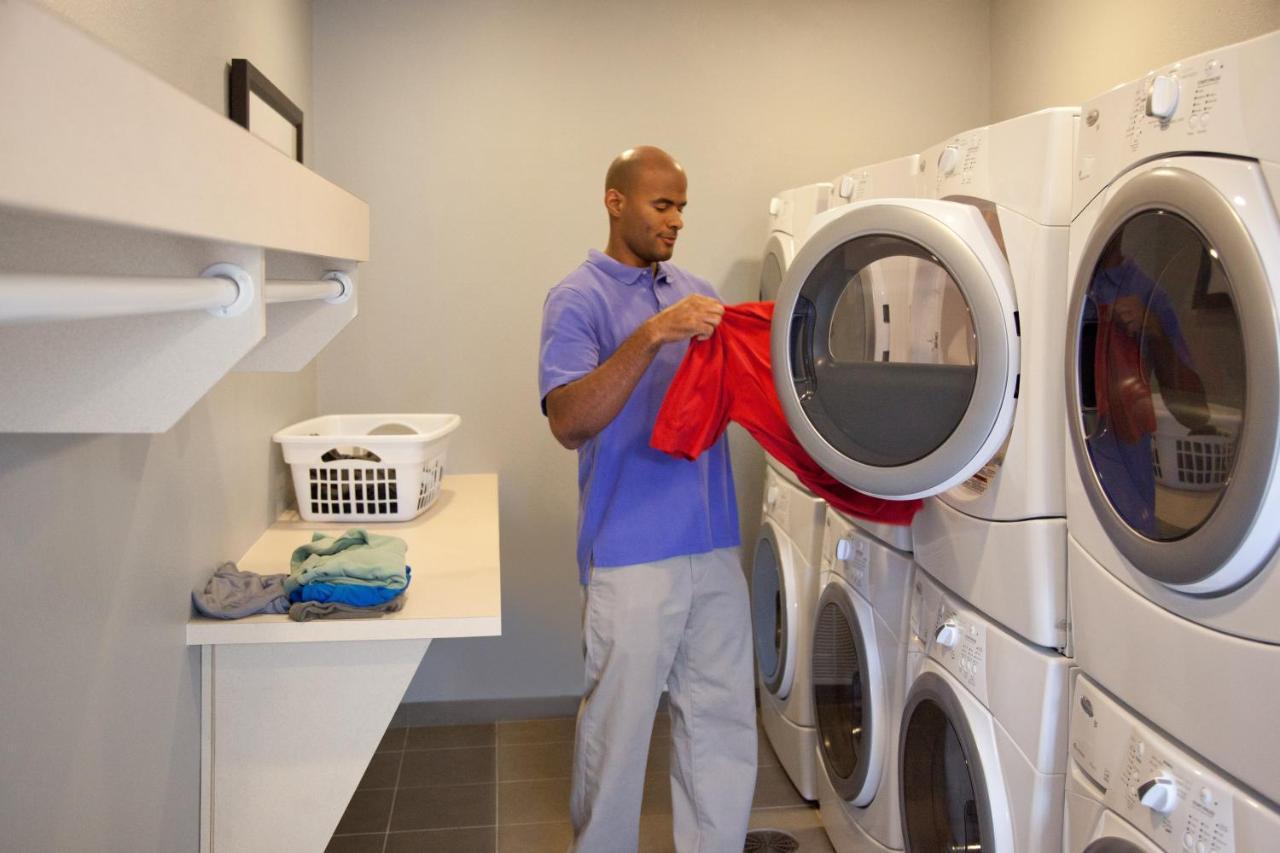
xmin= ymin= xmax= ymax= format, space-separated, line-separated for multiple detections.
xmin=752 ymin=464 xmax=826 ymax=799
xmin=909 ymin=107 xmax=1078 ymax=651
xmin=829 ymin=153 xmax=924 ymax=210
xmin=825 ymin=153 xmax=927 ymax=555
xmin=898 ymin=569 xmax=1071 ymax=852
xmin=1065 ymin=673 xmax=1280 ymax=852
xmin=1064 ymin=31 xmax=1280 ymax=805
xmin=762 ymin=181 xmax=832 ymax=489
xmin=762 ymin=182 xmax=833 ymax=302
xmin=812 ymin=508 xmax=914 ymax=851
xmin=772 ymin=186 xmax=1023 ymax=569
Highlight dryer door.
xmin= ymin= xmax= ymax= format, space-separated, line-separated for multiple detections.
xmin=773 ymin=199 xmax=1020 ymax=499
xmin=1066 ymin=159 xmax=1280 ymax=593
xmin=751 ymin=519 xmax=799 ymax=699
xmin=899 ymin=670 xmax=995 ymax=852
xmin=761 ymin=231 xmax=794 ymax=302
xmin=811 ymin=576 xmax=886 ymax=807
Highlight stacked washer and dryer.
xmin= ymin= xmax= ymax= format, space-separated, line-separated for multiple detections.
xmin=808 ymin=153 xmax=923 ymax=853
xmin=751 ymin=31 xmax=1280 ymax=853
xmin=1062 ymin=32 xmax=1280 ymax=851
xmin=752 ymin=181 xmax=833 ymax=802
xmin=771 ymin=107 xmax=1080 ymax=852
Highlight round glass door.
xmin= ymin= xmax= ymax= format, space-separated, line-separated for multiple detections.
xmin=751 ymin=522 xmax=795 ymax=698
xmin=773 ymin=200 xmax=1018 ymax=499
xmin=812 ymin=580 xmax=883 ymax=805
xmin=1067 ymin=164 xmax=1280 ymax=592
xmin=900 ymin=672 xmax=992 ymax=852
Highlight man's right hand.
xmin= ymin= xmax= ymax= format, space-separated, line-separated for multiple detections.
xmin=646 ymin=295 xmax=725 ymax=345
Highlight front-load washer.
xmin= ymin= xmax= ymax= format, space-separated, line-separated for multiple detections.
xmin=1064 ymin=31 xmax=1280 ymax=804
xmin=752 ymin=464 xmax=827 ymax=799
xmin=898 ymin=569 xmax=1071 ymax=852
xmin=812 ymin=508 xmax=914 ymax=851
xmin=908 ymin=107 xmax=1078 ymax=651
xmin=1065 ymin=672 xmax=1280 ymax=852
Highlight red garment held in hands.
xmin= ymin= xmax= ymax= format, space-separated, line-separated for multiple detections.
xmin=651 ymin=301 xmax=921 ymax=526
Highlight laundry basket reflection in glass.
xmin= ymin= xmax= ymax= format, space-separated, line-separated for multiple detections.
xmin=273 ymin=414 xmax=461 ymax=522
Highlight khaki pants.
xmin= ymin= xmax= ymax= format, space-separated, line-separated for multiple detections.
xmin=569 ymin=547 xmax=757 ymax=853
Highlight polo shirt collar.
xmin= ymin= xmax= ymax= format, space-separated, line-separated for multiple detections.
xmin=587 ymin=249 xmax=671 ymax=286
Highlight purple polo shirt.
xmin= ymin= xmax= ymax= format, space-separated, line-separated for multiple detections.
xmin=539 ymin=249 xmax=740 ymax=583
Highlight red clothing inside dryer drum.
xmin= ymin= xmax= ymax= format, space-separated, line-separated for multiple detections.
xmin=651 ymin=301 xmax=921 ymax=526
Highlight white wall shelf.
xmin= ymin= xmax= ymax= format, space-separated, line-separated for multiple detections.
xmin=187 ymin=474 xmax=502 ymax=853
xmin=0 ymin=0 xmax=370 ymax=432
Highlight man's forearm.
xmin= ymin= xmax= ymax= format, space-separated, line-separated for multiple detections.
xmin=547 ymin=320 xmax=663 ymax=449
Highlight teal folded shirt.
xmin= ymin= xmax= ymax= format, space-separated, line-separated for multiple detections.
xmin=285 ymin=529 xmax=409 ymax=594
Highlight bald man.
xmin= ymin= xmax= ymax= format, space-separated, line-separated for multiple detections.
xmin=538 ymin=147 xmax=757 ymax=852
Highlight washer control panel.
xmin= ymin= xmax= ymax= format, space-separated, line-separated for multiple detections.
xmin=912 ymin=580 xmax=988 ymax=705
xmin=1070 ymin=675 xmax=1239 ymax=853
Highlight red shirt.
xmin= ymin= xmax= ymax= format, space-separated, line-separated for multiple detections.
xmin=651 ymin=301 xmax=921 ymax=526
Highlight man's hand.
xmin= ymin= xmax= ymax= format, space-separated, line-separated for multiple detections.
xmin=645 ymin=295 xmax=725 ymax=344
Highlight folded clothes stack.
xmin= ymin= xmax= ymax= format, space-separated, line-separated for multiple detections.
xmin=192 ymin=529 xmax=411 ymax=622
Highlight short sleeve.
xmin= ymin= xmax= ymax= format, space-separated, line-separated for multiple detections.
xmin=539 ymin=286 xmax=600 ymax=414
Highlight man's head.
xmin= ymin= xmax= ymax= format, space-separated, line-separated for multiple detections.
xmin=604 ymin=146 xmax=687 ymax=267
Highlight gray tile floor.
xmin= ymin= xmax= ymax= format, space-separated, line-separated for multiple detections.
xmin=326 ymin=712 xmax=835 ymax=853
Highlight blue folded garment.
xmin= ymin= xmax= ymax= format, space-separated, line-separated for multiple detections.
xmin=289 ymin=567 xmax=411 ymax=606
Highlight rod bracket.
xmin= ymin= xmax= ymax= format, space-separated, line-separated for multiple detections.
xmin=202 ymin=263 xmax=256 ymax=318
xmin=321 ymin=270 xmax=354 ymax=304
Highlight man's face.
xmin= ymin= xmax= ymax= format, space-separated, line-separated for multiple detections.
xmin=614 ymin=166 xmax=687 ymax=265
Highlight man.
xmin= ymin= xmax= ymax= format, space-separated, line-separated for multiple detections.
xmin=538 ymin=146 xmax=757 ymax=853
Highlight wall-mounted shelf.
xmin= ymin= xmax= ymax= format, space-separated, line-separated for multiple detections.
xmin=0 ymin=0 xmax=370 ymax=432
xmin=188 ymin=473 xmax=502 ymax=853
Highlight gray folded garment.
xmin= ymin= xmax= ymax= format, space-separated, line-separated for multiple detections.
xmin=192 ymin=562 xmax=291 ymax=619
xmin=288 ymin=595 xmax=406 ymax=622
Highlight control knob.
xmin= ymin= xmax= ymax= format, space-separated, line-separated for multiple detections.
xmin=765 ymin=485 xmax=780 ymax=510
xmin=935 ymin=619 xmax=960 ymax=648
xmin=937 ymin=145 xmax=961 ymax=177
xmin=769 ymin=197 xmax=783 ymax=217
xmin=1146 ymin=74 xmax=1180 ymax=120
xmin=838 ymin=176 xmax=856 ymax=199
xmin=1137 ymin=773 xmax=1180 ymax=814
xmin=835 ymin=538 xmax=853 ymax=562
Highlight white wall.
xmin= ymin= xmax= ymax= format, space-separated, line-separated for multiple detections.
xmin=312 ymin=0 xmax=992 ymax=703
xmin=989 ymin=0 xmax=1280 ymax=120
xmin=0 ymin=3 xmax=314 ymax=852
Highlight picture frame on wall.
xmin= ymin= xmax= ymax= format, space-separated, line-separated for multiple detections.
xmin=228 ymin=58 xmax=304 ymax=163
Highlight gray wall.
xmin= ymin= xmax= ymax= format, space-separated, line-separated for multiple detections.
xmin=989 ymin=0 xmax=1280 ymax=120
xmin=0 ymin=3 xmax=314 ymax=852
xmin=311 ymin=0 xmax=994 ymax=703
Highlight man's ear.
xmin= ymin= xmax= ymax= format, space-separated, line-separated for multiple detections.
xmin=604 ymin=188 xmax=625 ymax=219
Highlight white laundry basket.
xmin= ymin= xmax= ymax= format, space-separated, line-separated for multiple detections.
xmin=274 ymin=414 xmax=461 ymax=522
xmin=1149 ymin=396 xmax=1240 ymax=491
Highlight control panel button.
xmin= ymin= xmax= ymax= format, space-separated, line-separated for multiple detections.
xmin=1137 ymin=774 xmax=1180 ymax=814
xmin=1200 ymin=786 xmax=1214 ymax=807
xmin=835 ymin=538 xmax=852 ymax=562
xmin=1146 ymin=74 xmax=1180 ymax=119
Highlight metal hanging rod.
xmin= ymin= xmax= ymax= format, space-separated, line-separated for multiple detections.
xmin=0 ymin=263 xmax=255 ymax=325
xmin=263 ymin=271 xmax=353 ymax=305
